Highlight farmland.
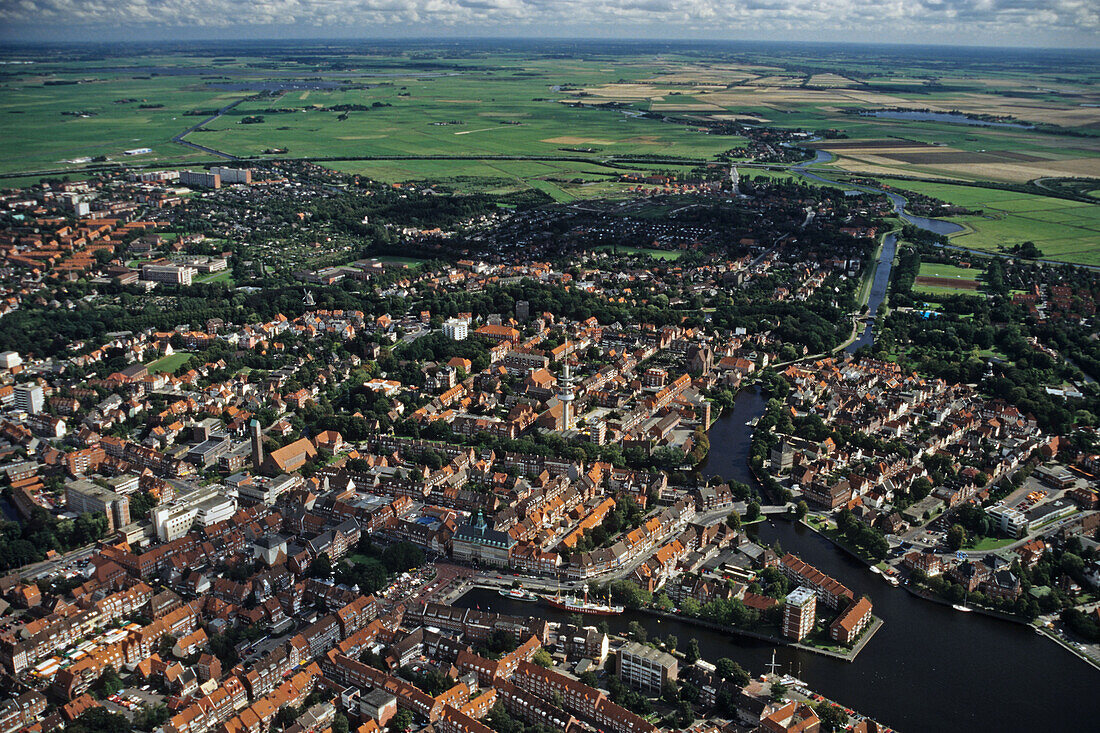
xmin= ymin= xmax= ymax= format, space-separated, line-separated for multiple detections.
xmin=0 ymin=41 xmax=1096 ymax=261
xmin=882 ymin=179 xmax=1100 ymax=266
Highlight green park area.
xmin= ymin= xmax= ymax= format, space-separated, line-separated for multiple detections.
xmin=146 ymin=352 xmax=192 ymax=374
xmin=593 ymin=244 xmax=683 ymax=260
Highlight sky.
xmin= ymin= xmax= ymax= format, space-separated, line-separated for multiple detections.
xmin=0 ymin=0 xmax=1096 ymax=48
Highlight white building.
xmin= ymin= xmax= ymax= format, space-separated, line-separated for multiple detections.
xmin=151 ymin=488 xmax=237 ymax=541
xmin=442 ymin=318 xmax=468 ymax=341
xmin=142 ymin=263 xmax=196 ymax=286
xmin=209 ymin=167 xmax=252 ymax=185
xmin=14 ymin=384 xmax=43 ymax=414
xmin=0 ymin=352 xmax=21 ymax=370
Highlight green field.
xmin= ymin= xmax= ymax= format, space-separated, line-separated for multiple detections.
xmin=195 ymin=270 xmax=234 ymax=284
xmin=593 ymin=244 xmax=683 ymax=260
xmin=146 ymin=352 xmax=193 ymax=374
xmin=913 ymin=262 xmax=984 ymax=296
xmin=884 ymin=179 xmax=1100 ymax=266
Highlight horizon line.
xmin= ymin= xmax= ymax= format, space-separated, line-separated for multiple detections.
xmin=0 ymin=35 xmax=1097 ymax=52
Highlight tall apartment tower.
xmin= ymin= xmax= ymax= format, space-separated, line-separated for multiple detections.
xmin=14 ymin=384 xmax=44 ymax=414
xmin=250 ymin=419 xmax=264 ymax=470
xmin=782 ymin=587 xmax=817 ymax=641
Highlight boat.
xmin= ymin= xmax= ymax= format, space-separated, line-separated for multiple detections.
xmin=869 ymin=566 xmax=881 ymax=575
xmin=542 ymin=587 xmax=624 ymax=616
xmin=952 ymin=604 xmax=973 ymax=612
xmin=499 ymin=587 xmax=538 ymax=602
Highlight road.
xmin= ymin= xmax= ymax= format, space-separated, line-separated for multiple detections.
xmin=18 ymin=543 xmax=96 ymax=581
xmin=171 ymin=98 xmax=246 ymax=160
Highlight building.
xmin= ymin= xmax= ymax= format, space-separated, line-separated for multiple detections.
xmin=443 ymin=318 xmax=469 ymax=341
xmin=14 ymin=384 xmax=43 ymax=414
xmin=779 ymin=554 xmax=854 ymax=610
xmin=250 ymin=419 xmax=264 ymax=470
xmin=360 ymin=689 xmax=397 ymax=727
xmin=180 ymin=170 xmax=221 ymax=189
xmin=150 ymin=488 xmax=236 ymax=541
xmin=142 ymin=263 xmax=195 ymax=286
xmin=66 ymin=479 xmax=130 ymax=530
xmin=262 ymin=437 xmax=317 ymax=475
xmin=782 ymin=587 xmax=816 ymax=641
xmin=829 ymin=597 xmax=873 ymax=645
xmin=209 ymin=166 xmax=252 ymax=184
xmin=0 ymin=352 xmax=22 ymax=370
xmin=616 ymin=640 xmax=677 ymax=693
xmin=452 ymin=513 xmax=515 ymax=568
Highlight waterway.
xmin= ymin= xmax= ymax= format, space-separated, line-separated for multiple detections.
xmin=458 ymin=388 xmax=1099 ymax=731
xmin=860 ymin=110 xmax=1034 ymax=130
xmin=787 ymin=150 xmax=963 ymax=351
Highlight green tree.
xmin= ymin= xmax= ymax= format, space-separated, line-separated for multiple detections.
xmin=795 ymin=500 xmax=809 ymax=520
xmin=391 ymin=709 xmax=414 ymax=732
xmin=532 ymin=648 xmax=554 ymax=668
xmin=685 ymin=638 xmax=701 ymax=664
xmin=307 ymin=553 xmax=332 ymax=578
xmin=715 ymin=657 xmax=750 ymax=687
xmin=745 ymin=501 xmax=761 ymax=522
xmin=946 ymin=524 xmax=966 ymax=552
xmin=814 ymin=702 xmax=848 ymax=732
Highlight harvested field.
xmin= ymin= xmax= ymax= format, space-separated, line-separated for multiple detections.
xmin=649 ymin=102 xmax=725 ymax=111
xmin=807 ymin=139 xmax=935 ymax=149
xmin=884 ymin=151 xmax=1046 ymax=164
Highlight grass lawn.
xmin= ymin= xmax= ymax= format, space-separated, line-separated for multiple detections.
xmin=146 ymin=352 xmax=193 ymax=374
xmin=370 ymin=255 xmax=428 ymax=266
xmin=195 ymin=270 xmax=234 ymax=284
xmin=593 ymin=244 xmax=682 ymax=260
xmin=965 ymin=536 xmax=1017 ymax=551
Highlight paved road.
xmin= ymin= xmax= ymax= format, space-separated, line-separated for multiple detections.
xmin=171 ymin=98 xmax=246 ymax=160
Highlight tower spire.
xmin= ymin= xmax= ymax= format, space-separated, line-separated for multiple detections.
xmin=558 ymin=338 xmax=575 ymax=430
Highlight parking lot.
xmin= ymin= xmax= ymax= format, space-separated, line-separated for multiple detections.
xmin=103 ymin=685 xmax=166 ymax=717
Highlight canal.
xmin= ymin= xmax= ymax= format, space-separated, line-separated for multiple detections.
xmin=458 ymin=390 xmax=1098 ymax=732
xmin=458 ymin=158 xmax=1094 ymax=731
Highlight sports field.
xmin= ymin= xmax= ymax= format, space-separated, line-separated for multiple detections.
xmin=913 ymin=262 xmax=984 ymax=296
xmin=146 ymin=352 xmax=193 ymax=374
xmin=592 ymin=244 xmax=683 ymax=260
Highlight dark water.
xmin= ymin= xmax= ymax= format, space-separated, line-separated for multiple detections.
xmin=459 ymin=391 xmax=1099 ymax=732
xmin=206 ymin=81 xmax=351 ymax=91
xmin=848 ymin=233 xmax=898 ymax=352
xmin=861 ymin=110 xmax=1033 ymax=129
xmin=793 ymin=150 xmax=965 ymax=237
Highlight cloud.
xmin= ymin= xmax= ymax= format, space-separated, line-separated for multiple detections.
xmin=0 ymin=0 xmax=1094 ymax=44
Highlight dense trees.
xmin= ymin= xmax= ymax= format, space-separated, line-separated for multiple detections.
xmin=836 ymin=510 xmax=889 ymax=561
xmin=0 ymin=506 xmax=110 ymax=571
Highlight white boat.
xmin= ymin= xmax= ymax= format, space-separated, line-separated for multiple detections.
xmin=952 ymin=604 xmax=972 ymax=612
xmin=869 ymin=566 xmax=881 ymax=575
xmin=498 ymin=587 xmax=538 ymax=602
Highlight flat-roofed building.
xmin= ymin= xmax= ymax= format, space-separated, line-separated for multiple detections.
xmin=782 ymin=587 xmax=816 ymax=641
xmin=616 ymin=640 xmax=677 ymax=693
xmin=66 ymin=479 xmax=130 ymax=530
